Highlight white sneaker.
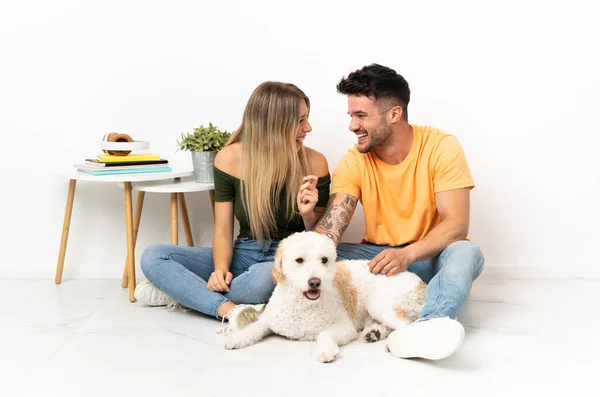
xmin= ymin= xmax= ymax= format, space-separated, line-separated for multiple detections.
xmin=386 ymin=317 xmax=465 ymax=360
xmin=217 ymin=304 xmax=265 ymax=334
xmin=134 ymin=280 xmax=176 ymax=306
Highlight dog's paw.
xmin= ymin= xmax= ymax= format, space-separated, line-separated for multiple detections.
xmin=363 ymin=328 xmax=382 ymax=343
xmin=224 ymin=333 xmax=248 ymax=350
xmin=315 ymin=340 xmax=340 ymax=363
xmin=360 ymin=323 xmax=391 ymax=343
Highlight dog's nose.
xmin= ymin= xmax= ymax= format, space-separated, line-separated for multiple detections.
xmin=308 ymin=278 xmax=321 ymax=289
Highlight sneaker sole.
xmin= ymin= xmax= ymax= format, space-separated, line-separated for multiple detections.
xmin=133 ymin=280 xmax=152 ymax=303
xmin=226 ymin=304 xmax=266 ymax=332
xmin=387 ymin=318 xmax=465 ymax=360
xmin=236 ymin=305 xmax=265 ymax=329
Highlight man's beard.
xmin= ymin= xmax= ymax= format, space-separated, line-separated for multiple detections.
xmin=357 ymin=126 xmax=392 ymax=153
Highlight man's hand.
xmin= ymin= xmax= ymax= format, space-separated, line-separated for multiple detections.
xmin=207 ymin=270 xmax=233 ymax=292
xmin=369 ymin=248 xmax=415 ymax=276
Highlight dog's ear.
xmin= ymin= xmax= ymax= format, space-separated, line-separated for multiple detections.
xmin=271 ymin=244 xmax=285 ymax=284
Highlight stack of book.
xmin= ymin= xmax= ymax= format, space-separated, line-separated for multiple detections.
xmin=75 ymin=153 xmax=172 ymax=176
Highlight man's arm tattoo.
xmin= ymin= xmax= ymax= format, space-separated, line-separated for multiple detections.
xmin=314 ymin=193 xmax=358 ymax=243
xmin=319 ymin=194 xmax=336 ymax=230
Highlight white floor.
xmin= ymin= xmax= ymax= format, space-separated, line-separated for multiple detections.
xmin=1 ymin=272 xmax=598 ymax=397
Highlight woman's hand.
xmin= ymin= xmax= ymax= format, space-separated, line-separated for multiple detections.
xmin=207 ymin=269 xmax=233 ymax=292
xmin=297 ymin=175 xmax=319 ymax=217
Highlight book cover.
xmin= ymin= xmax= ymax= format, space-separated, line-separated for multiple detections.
xmin=97 ymin=153 xmax=162 ymax=162
xmin=76 ymin=163 xmax=169 ymax=171
xmin=85 ymin=159 xmax=169 ymax=167
xmin=77 ymin=167 xmax=173 ymax=176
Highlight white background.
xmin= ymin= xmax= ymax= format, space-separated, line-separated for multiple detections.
xmin=1 ymin=0 xmax=598 ymax=278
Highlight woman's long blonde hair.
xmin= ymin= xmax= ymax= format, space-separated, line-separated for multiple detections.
xmin=227 ymin=81 xmax=311 ymax=241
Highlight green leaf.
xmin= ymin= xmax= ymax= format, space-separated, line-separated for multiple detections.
xmin=176 ymin=122 xmax=233 ymax=152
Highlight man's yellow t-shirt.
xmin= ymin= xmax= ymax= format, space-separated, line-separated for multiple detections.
xmin=331 ymin=125 xmax=474 ymax=246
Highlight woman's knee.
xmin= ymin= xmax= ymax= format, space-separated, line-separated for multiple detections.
xmin=140 ymin=244 xmax=172 ymax=276
xmin=247 ymin=262 xmax=276 ymax=303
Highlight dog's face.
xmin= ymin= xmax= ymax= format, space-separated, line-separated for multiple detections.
xmin=272 ymin=231 xmax=337 ymax=301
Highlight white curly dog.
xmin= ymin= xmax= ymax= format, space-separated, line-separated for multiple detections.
xmin=224 ymin=231 xmax=427 ymax=362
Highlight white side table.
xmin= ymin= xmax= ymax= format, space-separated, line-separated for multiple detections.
xmin=120 ymin=177 xmax=215 ymax=300
xmin=53 ymin=168 xmax=193 ymax=302
xmin=129 ymin=176 xmax=215 ymax=248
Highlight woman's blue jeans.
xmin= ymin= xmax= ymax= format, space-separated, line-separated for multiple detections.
xmin=140 ymin=238 xmax=278 ymax=318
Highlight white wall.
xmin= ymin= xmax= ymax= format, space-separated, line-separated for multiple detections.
xmin=1 ymin=0 xmax=598 ymax=278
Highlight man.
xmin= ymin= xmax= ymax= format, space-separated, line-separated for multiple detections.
xmin=313 ymin=64 xmax=484 ymax=360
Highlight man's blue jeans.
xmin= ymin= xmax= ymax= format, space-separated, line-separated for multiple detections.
xmin=140 ymin=238 xmax=277 ymax=318
xmin=336 ymin=240 xmax=485 ymax=321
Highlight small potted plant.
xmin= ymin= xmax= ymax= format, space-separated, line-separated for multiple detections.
xmin=177 ymin=123 xmax=232 ymax=183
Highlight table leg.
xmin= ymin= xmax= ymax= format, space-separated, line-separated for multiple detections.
xmin=124 ymin=182 xmax=136 ymax=302
xmin=55 ymin=179 xmax=77 ymax=284
xmin=209 ymin=189 xmax=215 ymax=219
xmin=122 ymin=191 xmax=145 ymax=288
xmin=178 ymin=193 xmax=194 ymax=247
xmin=171 ymin=192 xmax=178 ymax=245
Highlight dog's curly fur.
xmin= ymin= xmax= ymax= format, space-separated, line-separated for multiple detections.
xmin=224 ymin=231 xmax=427 ymax=362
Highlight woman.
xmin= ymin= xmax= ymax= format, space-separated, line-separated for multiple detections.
xmin=135 ymin=81 xmax=330 ymax=331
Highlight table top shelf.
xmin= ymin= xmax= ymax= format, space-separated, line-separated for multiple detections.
xmin=131 ymin=177 xmax=214 ymax=193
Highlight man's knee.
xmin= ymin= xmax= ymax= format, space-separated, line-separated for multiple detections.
xmin=443 ymin=240 xmax=485 ymax=279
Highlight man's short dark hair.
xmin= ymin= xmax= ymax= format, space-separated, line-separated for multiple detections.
xmin=337 ymin=64 xmax=410 ymax=119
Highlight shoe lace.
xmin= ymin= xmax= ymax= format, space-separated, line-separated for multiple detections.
xmin=164 ymin=302 xmax=191 ymax=312
xmin=215 ymin=304 xmax=266 ymax=335
xmin=215 ymin=305 xmax=242 ymax=335
xmin=216 ymin=316 xmax=230 ymax=335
